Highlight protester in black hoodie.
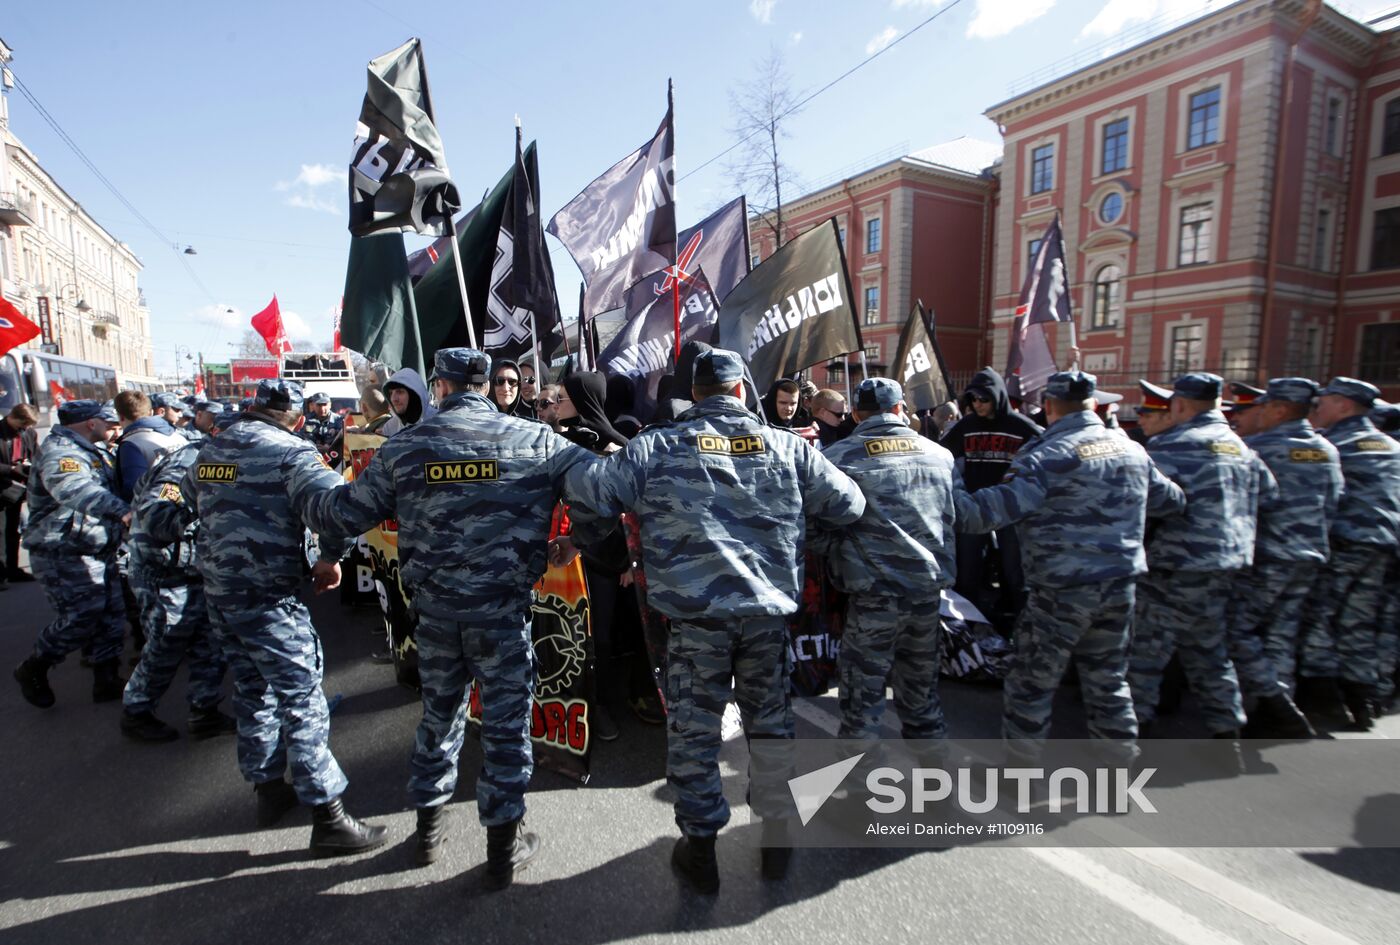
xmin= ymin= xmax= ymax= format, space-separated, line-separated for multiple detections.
xmin=489 ymin=358 xmax=537 ymax=420
xmin=604 ymin=375 xmax=643 ymax=439
xmin=652 ymin=340 xmax=712 ymax=423
xmin=942 ymin=366 xmax=1042 ymax=629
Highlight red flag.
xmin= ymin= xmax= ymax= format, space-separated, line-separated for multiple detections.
xmin=333 ymin=298 xmax=343 ymax=352
xmin=0 ymin=297 xmax=41 ymax=357
xmin=49 ymin=379 xmax=74 ymax=405
xmin=194 ymin=373 xmax=206 ymax=396
xmin=250 ymin=295 xmax=291 ymax=357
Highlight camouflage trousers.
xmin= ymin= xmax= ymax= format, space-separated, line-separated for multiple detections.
xmin=1005 ymin=578 xmax=1138 ymax=760
xmin=667 ymin=615 xmax=794 ymax=838
xmin=30 ymin=550 xmax=125 ymax=665
xmin=1224 ymin=560 xmax=1316 ymax=701
xmin=123 ymin=578 xmax=226 ymax=715
xmin=1380 ymin=555 xmax=1400 ymax=704
xmin=411 ymin=605 xmax=534 ymax=826
xmin=838 ymin=594 xmax=945 ymax=744
xmin=1129 ymin=570 xmax=1246 ymax=734
xmin=1299 ymin=542 xmax=1391 ymax=689
xmin=208 ymin=597 xmax=348 ymax=806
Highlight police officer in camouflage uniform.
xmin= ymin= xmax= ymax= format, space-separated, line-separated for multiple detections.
xmin=301 ymin=392 xmax=344 ymax=462
xmin=1128 ymin=373 xmax=1277 ymax=754
xmin=167 ymin=379 xmax=385 ymax=857
xmin=13 ymin=400 xmax=131 ymax=708
xmin=568 ymin=349 xmax=865 ymax=894
xmin=118 ymin=433 xmax=234 ymax=743
xmin=1226 ymin=378 xmax=1340 ymax=737
xmin=819 ymin=378 xmax=957 ymax=755
xmin=955 ymin=371 xmax=1185 ymax=763
xmin=1297 ymin=378 xmax=1400 ymax=729
xmin=302 ymin=348 xmax=591 ymax=889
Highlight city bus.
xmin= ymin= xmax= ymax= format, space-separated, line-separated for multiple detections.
xmin=0 ymin=347 xmax=120 ymax=439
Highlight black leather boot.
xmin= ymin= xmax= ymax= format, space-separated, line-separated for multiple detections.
xmin=484 ymin=819 xmax=540 ymax=891
xmin=671 ymin=834 xmax=719 ymax=894
xmin=121 ymin=709 xmax=179 ymax=743
xmin=1210 ymin=730 xmax=1245 ymax=776
xmin=1242 ymin=693 xmax=1315 ymax=739
xmin=92 ymin=660 xmax=124 ymax=703
xmin=1293 ymin=676 xmax=1349 ymax=726
xmin=254 ymin=779 xmax=300 ymax=828
xmin=760 ymin=819 xmax=792 ymax=880
xmin=187 ymin=705 xmax=237 ymax=739
xmin=14 ymin=657 xmax=55 ymax=708
xmin=415 ymin=805 xmax=450 ymax=866
xmin=1340 ymin=681 xmax=1375 ymax=731
xmin=309 ymin=796 xmax=388 ymax=858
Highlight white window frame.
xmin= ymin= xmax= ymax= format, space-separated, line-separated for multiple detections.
xmin=1175 ymin=73 xmax=1232 ymax=155
xmin=863 ymin=284 xmax=880 ymax=325
xmin=1092 ymin=108 xmax=1136 ymax=181
xmin=1177 ymin=202 xmax=1215 ymax=267
xmin=1324 ymin=92 xmax=1346 ymax=158
xmin=1021 ymin=132 xmax=1062 ymax=196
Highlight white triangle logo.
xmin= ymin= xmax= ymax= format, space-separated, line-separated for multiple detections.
xmin=788 ymin=753 xmax=865 ymax=826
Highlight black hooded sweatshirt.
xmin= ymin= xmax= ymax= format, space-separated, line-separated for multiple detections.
xmin=490 ymin=358 xmax=537 ymax=420
xmin=561 ymin=371 xmax=629 ymax=452
xmin=604 ymin=375 xmax=643 ymax=439
xmin=940 ymin=366 xmax=1043 ymax=492
xmin=653 ymin=340 xmax=712 ymax=423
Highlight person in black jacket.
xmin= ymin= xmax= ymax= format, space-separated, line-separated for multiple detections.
xmin=489 ymin=358 xmax=537 ymax=421
xmin=0 ymin=404 xmax=39 ymax=587
xmin=941 ymin=367 xmax=1042 ymax=628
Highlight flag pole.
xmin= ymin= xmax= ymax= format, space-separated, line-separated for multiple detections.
xmin=516 ymin=116 xmax=544 ymax=388
xmin=668 ymin=79 xmax=682 ymax=361
xmin=447 ymin=215 xmax=478 ymax=349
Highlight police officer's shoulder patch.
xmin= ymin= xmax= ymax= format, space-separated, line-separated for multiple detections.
xmin=696 ymin=433 xmax=766 ymax=456
xmin=1289 ymin=447 xmax=1330 ymax=463
xmin=56 ymin=457 xmax=82 ymax=473
xmin=1076 ymin=439 xmax=1127 ymax=460
xmin=424 ymin=459 xmax=499 ymax=483
xmin=1357 ymin=437 xmax=1396 ymax=452
xmin=1209 ymin=441 xmax=1243 ymax=456
xmin=158 ymin=483 xmax=183 ymax=503
xmin=197 ymin=463 xmax=238 ymax=483
xmin=864 ymin=436 xmax=921 ymax=457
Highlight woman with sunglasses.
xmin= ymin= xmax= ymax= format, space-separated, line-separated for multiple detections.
xmin=489 ymin=359 xmax=537 ymax=420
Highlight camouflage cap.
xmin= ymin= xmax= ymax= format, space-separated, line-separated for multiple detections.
xmin=57 ymin=399 xmax=120 ymax=424
xmin=212 ymin=411 xmax=241 ymax=432
xmin=238 ymin=397 xmax=254 ymax=412
xmin=252 ymin=379 xmax=304 ymax=412
xmin=1173 ymin=372 xmax=1223 ymax=400
xmin=1257 ymin=377 xmax=1320 ymax=406
xmin=150 ymin=392 xmax=182 ymax=410
xmin=306 ymin=391 xmax=330 ymax=405
xmin=432 ymin=347 xmax=491 ymax=384
xmin=693 ymin=349 xmax=745 ymax=387
xmin=194 ymin=400 xmax=224 ymax=416
xmin=1321 ymin=376 xmax=1382 ymax=406
xmin=1045 ymin=369 xmax=1098 ymax=401
xmin=1138 ymin=379 xmax=1172 ymax=412
xmin=855 ymin=377 xmax=904 ymax=412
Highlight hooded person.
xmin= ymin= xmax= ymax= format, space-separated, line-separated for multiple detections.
xmin=381 ymin=368 xmax=438 ymax=437
xmin=653 ymin=340 xmax=712 ymax=423
xmin=557 ymin=371 xmax=629 ymax=453
xmin=489 ymin=358 xmax=537 ymax=421
xmin=604 ymin=375 xmax=644 ymax=439
xmin=941 ymin=366 xmax=1042 ymax=630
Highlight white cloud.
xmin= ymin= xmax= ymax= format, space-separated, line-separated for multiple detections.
xmin=277 ymin=162 xmax=343 ymax=214
xmin=1080 ymin=0 xmax=1218 ymax=39
xmin=284 ymin=193 xmax=340 ymax=215
xmin=967 ymin=0 xmax=1056 ymax=39
xmin=192 ymin=304 xmax=244 ymax=330
xmin=750 ymin=0 xmax=777 ymax=24
xmin=790 ymin=30 xmax=803 ymax=44
xmin=275 ymin=163 xmax=341 ymax=191
xmin=279 ymin=309 xmax=313 ymax=340
xmin=866 ymin=26 xmax=900 ymax=54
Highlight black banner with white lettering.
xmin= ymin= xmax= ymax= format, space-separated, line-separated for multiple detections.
xmin=482 ymin=135 xmax=561 ymax=362
xmin=716 ymin=218 xmax=862 ymax=396
xmin=599 ymin=269 xmax=718 ymax=421
xmin=547 ymin=102 xmax=675 ymax=317
xmin=892 ymin=302 xmax=954 ymax=413
xmin=348 ymin=38 xmax=460 ymax=237
xmin=625 ymin=196 xmax=751 ymax=306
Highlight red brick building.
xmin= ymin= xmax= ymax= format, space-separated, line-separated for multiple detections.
xmin=749 ymin=137 xmax=1001 ymax=393
xmin=986 ymin=0 xmax=1400 ymax=413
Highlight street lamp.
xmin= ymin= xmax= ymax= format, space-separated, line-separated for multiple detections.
xmin=57 ymin=282 xmax=91 ymax=313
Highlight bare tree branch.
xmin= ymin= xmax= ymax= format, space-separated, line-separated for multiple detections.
xmin=725 ymin=48 xmax=804 ymax=250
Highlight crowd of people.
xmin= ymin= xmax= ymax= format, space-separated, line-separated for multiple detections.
xmin=6 ymin=342 xmax=1400 ymax=896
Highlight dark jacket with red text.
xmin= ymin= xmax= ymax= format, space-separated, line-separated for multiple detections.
xmin=940 ymin=367 xmax=1043 ymax=492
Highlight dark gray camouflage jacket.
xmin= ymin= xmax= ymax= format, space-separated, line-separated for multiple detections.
xmin=1323 ymin=414 xmax=1400 ymax=549
xmin=300 ymin=391 xmax=593 ymax=619
xmin=566 ymin=395 xmax=866 ymax=619
xmin=955 ymin=410 xmax=1185 ymax=588
xmin=173 ymin=415 xmax=351 ymax=609
xmin=1244 ymin=419 xmax=1341 ymax=563
xmin=1145 ymin=409 xmax=1276 ymax=572
xmin=127 ymin=442 xmax=202 ymax=586
xmin=818 ymin=413 xmax=956 ymax=601
xmin=23 ymin=425 xmax=129 ymax=556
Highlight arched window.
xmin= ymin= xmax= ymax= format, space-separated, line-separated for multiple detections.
xmin=1091 ymin=264 xmax=1121 ymax=330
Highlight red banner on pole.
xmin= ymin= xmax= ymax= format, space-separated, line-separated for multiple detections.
xmin=250 ymin=295 xmax=292 ymax=357
xmin=0 ymin=297 xmax=42 ymax=357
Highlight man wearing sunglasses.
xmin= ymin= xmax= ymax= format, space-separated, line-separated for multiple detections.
xmin=941 ymin=367 xmax=1042 ymax=629
xmin=810 ymin=389 xmax=855 ymax=449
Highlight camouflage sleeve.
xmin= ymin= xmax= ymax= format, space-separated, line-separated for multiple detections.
xmin=1145 ymin=460 xmax=1186 ymax=518
xmin=954 ymin=451 xmax=1046 ymax=534
xmin=142 ymin=477 xmax=196 ymax=544
xmin=566 ymin=442 xmax=644 ymax=521
xmin=1253 ymin=452 xmax=1280 ymax=512
xmin=799 ymin=441 xmax=866 ymax=528
xmin=1323 ymin=459 xmax=1342 ymax=524
xmin=546 ymin=434 xmax=600 ymax=496
xmin=38 ymin=449 xmax=129 ymax=522
xmin=284 ymin=444 xmax=357 ymax=562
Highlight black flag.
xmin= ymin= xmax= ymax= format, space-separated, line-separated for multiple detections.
xmin=600 ymin=269 xmax=719 ymax=422
xmin=482 ymin=136 xmax=561 ymax=362
xmin=1006 ymin=214 xmax=1072 ymax=406
xmin=626 ymin=196 xmax=751 ymax=306
xmin=716 ymin=219 xmax=861 ymax=396
xmin=547 ymin=101 xmax=675 ymax=317
xmin=340 ymin=232 xmax=426 ymax=377
xmin=349 ymin=38 xmax=459 ymax=237
xmin=892 ymin=302 xmax=953 ymax=413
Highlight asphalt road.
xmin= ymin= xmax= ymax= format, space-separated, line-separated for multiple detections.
xmin=1 ymin=575 xmax=1397 ymax=944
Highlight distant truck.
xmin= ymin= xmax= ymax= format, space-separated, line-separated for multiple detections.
xmin=280 ymin=352 xmax=360 ymax=415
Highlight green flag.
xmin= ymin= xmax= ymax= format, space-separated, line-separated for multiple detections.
xmin=341 ymin=231 xmax=426 ymax=376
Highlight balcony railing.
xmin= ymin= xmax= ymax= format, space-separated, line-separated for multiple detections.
xmin=0 ymin=191 xmax=35 ymax=226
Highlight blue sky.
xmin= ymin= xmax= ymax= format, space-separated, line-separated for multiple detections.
xmin=4 ymin=0 xmax=1395 ymax=375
